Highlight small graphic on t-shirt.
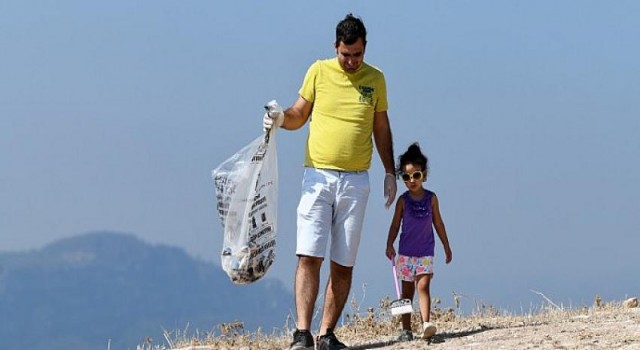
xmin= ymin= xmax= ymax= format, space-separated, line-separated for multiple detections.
xmin=358 ymin=85 xmax=374 ymax=106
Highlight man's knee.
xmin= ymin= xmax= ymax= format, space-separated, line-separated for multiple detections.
xmin=330 ymin=260 xmax=353 ymax=279
xmin=298 ymin=255 xmax=323 ymax=271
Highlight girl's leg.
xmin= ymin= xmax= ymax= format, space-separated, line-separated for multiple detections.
xmin=400 ymin=280 xmax=415 ymax=330
xmin=415 ymin=274 xmax=432 ymax=322
xmin=416 ymin=273 xmax=437 ymax=338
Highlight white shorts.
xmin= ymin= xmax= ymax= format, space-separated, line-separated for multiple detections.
xmin=296 ymin=168 xmax=370 ymax=267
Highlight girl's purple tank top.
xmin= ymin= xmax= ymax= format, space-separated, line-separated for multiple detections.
xmin=398 ymin=190 xmax=435 ymax=257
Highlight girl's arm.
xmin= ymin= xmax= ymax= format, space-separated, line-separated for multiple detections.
xmin=385 ymin=196 xmax=404 ymax=260
xmin=431 ymin=193 xmax=452 ymax=264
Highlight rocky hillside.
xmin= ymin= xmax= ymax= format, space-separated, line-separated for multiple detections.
xmin=0 ymin=231 xmax=293 ymax=350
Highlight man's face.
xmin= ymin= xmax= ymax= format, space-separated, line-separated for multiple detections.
xmin=335 ymin=37 xmax=365 ymax=73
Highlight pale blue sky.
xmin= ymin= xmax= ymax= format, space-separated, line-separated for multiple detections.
xmin=2 ymin=1 xmax=639 ymax=319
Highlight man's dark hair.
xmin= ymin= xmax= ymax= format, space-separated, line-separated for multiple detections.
xmin=335 ymin=13 xmax=367 ymax=47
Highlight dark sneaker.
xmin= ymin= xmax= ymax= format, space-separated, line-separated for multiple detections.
xmin=290 ymin=329 xmax=314 ymax=350
xmin=397 ymin=329 xmax=414 ymax=341
xmin=316 ymin=329 xmax=348 ymax=350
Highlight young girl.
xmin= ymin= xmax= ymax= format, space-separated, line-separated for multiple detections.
xmin=385 ymin=142 xmax=453 ymax=341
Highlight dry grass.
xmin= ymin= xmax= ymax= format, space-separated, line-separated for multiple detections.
xmin=138 ymin=294 xmax=640 ymax=350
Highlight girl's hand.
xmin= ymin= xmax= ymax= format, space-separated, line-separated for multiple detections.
xmin=385 ymin=246 xmax=396 ymax=260
xmin=444 ymin=246 xmax=453 ymax=264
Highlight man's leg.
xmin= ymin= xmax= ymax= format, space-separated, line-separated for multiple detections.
xmin=295 ymin=255 xmax=323 ymax=331
xmin=317 ymin=171 xmax=368 ymax=336
xmin=319 ymin=260 xmax=353 ymax=335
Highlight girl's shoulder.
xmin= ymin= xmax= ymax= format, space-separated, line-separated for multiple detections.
xmin=423 ymin=189 xmax=437 ymax=203
xmin=426 ymin=190 xmax=441 ymax=206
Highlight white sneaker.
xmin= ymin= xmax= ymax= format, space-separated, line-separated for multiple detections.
xmin=422 ymin=322 xmax=437 ymax=339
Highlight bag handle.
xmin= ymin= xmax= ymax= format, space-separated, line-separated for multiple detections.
xmin=391 ymin=255 xmax=401 ymax=299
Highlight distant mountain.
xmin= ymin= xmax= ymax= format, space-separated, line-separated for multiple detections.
xmin=0 ymin=232 xmax=293 ymax=350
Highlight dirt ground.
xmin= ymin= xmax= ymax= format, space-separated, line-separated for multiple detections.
xmin=167 ymin=303 xmax=640 ymax=350
xmin=346 ymin=307 xmax=640 ymax=350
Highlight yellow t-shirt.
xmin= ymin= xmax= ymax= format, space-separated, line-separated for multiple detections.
xmin=299 ymin=58 xmax=388 ymax=171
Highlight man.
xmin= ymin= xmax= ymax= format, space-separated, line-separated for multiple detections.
xmin=263 ymin=13 xmax=396 ymax=350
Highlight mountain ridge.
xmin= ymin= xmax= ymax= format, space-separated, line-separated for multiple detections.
xmin=0 ymin=231 xmax=293 ymax=350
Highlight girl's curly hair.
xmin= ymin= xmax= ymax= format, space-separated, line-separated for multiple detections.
xmin=396 ymin=142 xmax=429 ymax=175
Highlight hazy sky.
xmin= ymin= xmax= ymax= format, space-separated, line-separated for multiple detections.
xmin=2 ymin=1 xmax=639 ymax=318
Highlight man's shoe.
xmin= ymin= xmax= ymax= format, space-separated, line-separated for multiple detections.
xmin=421 ymin=322 xmax=437 ymax=339
xmin=290 ymin=329 xmax=314 ymax=350
xmin=397 ymin=329 xmax=414 ymax=341
xmin=316 ymin=329 xmax=348 ymax=350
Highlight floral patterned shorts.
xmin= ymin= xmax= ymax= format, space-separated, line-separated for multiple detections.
xmin=396 ymin=254 xmax=434 ymax=282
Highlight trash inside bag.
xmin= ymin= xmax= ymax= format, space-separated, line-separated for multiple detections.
xmin=212 ymin=129 xmax=278 ymax=284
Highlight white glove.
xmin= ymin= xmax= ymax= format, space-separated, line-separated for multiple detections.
xmin=384 ymin=173 xmax=397 ymax=209
xmin=262 ymin=99 xmax=284 ymax=131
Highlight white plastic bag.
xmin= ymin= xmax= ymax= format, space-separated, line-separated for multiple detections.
xmin=212 ymin=128 xmax=278 ymax=284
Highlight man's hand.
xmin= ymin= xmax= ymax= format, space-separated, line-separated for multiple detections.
xmin=262 ymin=99 xmax=284 ymax=131
xmin=383 ymin=173 xmax=397 ymax=209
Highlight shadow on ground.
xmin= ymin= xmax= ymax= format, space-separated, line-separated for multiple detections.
xmin=349 ymin=325 xmax=492 ymax=349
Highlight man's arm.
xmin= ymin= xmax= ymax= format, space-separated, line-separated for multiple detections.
xmin=281 ymin=96 xmax=313 ymax=130
xmin=373 ymin=110 xmax=396 ymax=208
xmin=372 ymin=110 xmax=395 ymax=174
